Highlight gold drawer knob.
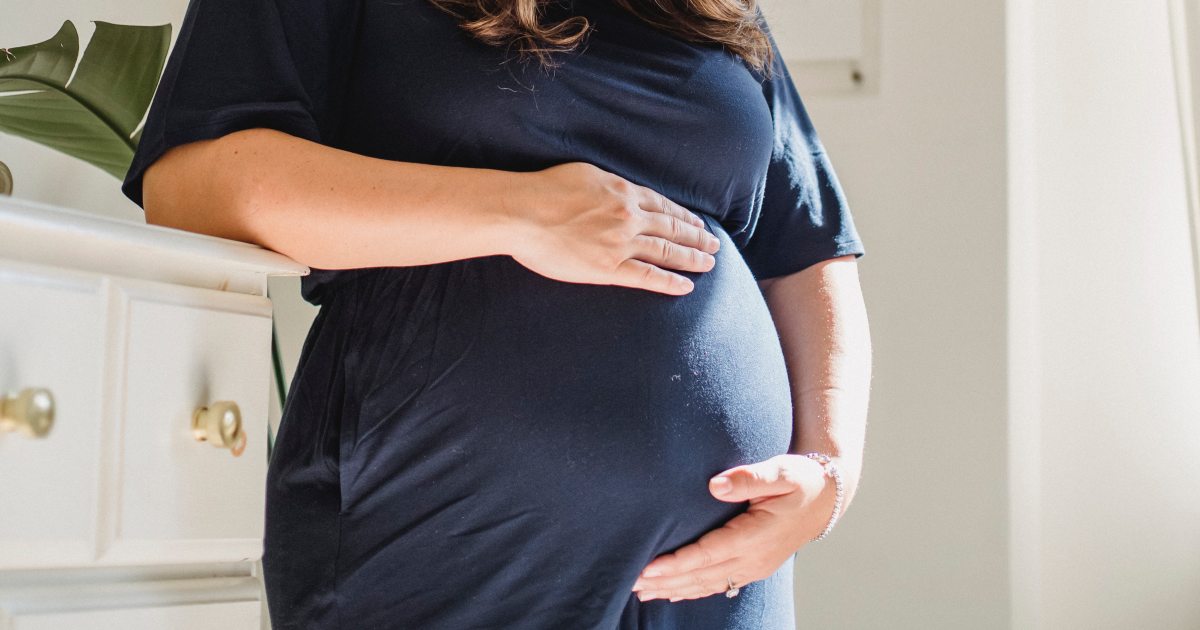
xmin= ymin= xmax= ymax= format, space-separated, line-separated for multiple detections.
xmin=0 ymin=387 xmax=55 ymax=438
xmin=191 ymin=400 xmax=247 ymax=457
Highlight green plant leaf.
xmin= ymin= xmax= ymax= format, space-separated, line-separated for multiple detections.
xmin=0 ymin=20 xmax=171 ymax=179
xmin=0 ymin=20 xmax=78 ymax=86
xmin=0 ymin=159 xmax=12 ymax=195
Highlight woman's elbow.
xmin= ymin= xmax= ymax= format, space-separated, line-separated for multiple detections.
xmin=141 ymin=157 xmax=183 ymax=231
xmin=140 ymin=139 xmax=257 ymax=245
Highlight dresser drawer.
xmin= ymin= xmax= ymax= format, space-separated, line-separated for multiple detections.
xmin=0 ymin=268 xmax=106 ymax=570
xmin=99 ymin=280 xmax=273 ymax=566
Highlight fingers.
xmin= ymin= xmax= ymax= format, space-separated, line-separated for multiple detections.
xmin=605 ymin=185 xmax=722 ymax=295
xmin=629 ymin=235 xmax=715 ymax=274
xmin=629 ymin=456 xmax=822 ymax=603
xmin=638 ymin=186 xmax=705 ymax=229
xmin=711 ymin=455 xmax=808 ymax=503
xmin=637 ymin=189 xmax=720 ymax=253
xmin=640 ymin=211 xmax=720 ymax=255
xmin=611 ymin=258 xmax=695 ymax=295
xmin=632 ymin=558 xmax=749 ymax=602
xmin=628 ymin=189 xmax=719 ymax=276
xmin=638 ymin=514 xmax=748 ymax=579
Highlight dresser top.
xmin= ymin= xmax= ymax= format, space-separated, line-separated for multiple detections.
xmin=0 ymin=197 xmax=309 ymax=295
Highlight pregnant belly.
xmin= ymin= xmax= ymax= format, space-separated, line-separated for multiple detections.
xmin=329 ymin=213 xmax=794 ymax=619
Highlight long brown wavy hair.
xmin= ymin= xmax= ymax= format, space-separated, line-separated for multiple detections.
xmin=425 ymin=0 xmax=776 ymax=77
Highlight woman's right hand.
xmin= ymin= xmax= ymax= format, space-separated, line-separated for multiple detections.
xmin=505 ymin=162 xmax=721 ymax=296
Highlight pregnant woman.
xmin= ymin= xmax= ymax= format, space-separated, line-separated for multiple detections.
xmin=122 ymin=0 xmax=873 ymax=627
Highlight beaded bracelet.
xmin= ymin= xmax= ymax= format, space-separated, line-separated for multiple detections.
xmin=801 ymin=452 xmax=845 ymax=542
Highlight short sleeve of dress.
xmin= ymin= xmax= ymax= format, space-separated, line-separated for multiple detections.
xmin=737 ymin=19 xmax=867 ymax=280
xmin=121 ymin=0 xmax=352 ymax=210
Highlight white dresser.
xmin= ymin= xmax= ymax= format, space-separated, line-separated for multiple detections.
xmin=0 ymin=197 xmax=308 ymax=629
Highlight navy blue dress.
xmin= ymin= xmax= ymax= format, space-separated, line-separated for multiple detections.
xmin=122 ymin=0 xmax=866 ymax=627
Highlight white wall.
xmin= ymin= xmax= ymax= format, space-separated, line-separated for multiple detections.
xmin=791 ymin=1 xmax=1013 ymax=627
xmin=1009 ymin=1 xmax=1200 ymax=628
xmin=794 ymin=0 xmax=1200 ymax=627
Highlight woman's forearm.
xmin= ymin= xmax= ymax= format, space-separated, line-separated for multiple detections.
xmin=760 ymin=255 xmax=872 ymax=512
xmin=141 ymin=127 xmax=526 ymax=269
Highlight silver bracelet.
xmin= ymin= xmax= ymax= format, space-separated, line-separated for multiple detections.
xmin=801 ymin=452 xmax=845 ymax=542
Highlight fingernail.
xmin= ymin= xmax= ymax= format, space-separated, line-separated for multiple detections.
xmin=670 ymin=597 xmax=682 ymax=602
xmin=711 ymin=476 xmax=732 ymax=495
xmin=632 ymin=579 xmax=645 ymax=591
xmin=638 ymin=592 xmax=657 ymax=602
xmin=643 ymin=568 xmax=662 ymax=577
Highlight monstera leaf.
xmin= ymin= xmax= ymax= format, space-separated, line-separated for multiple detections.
xmin=0 ymin=20 xmax=171 ymax=179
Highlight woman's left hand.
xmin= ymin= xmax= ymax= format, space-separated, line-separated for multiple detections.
xmin=630 ymin=453 xmax=844 ymax=602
